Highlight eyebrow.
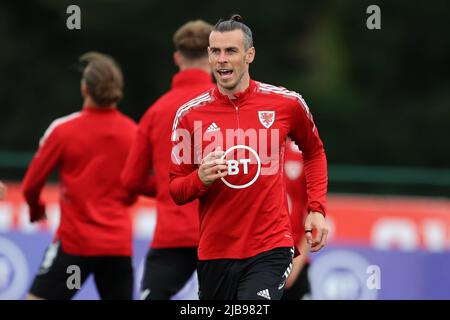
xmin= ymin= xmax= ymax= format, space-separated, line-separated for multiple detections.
xmin=210 ymin=46 xmax=239 ymax=51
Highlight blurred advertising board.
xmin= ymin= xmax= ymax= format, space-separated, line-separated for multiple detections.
xmin=0 ymin=184 xmax=449 ymax=299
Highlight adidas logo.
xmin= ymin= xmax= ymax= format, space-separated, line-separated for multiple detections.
xmin=256 ymin=289 xmax=271 ymax=300
xmin=206 ymin=122 xmax=220 ymax=132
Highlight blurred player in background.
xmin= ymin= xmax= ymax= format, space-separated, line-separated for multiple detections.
xmin=121 ymin=20 xmax=214 ymax=300
xmin=22 ymin=52 xmax=144 ymax=300
xmin=0 ymin=181 xmax=6 ymax=200
xmin=282 ymin=140 xmax=312 ymax=300
xmin=169 ymin=15 xmax=328 ymax=300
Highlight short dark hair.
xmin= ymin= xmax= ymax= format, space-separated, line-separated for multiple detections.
xmin=79 ymin=52 xmax=123 ymax=107
xmin=173 ymin=20 xmax=213 ymax=59
xmin=213 ymin=14 xmax=253 ymax=50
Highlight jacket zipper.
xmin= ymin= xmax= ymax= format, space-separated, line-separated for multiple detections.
xmin=229 ymin=97 xmax=240 ymax=129
xmin=235 ymin=105 xmax=240 ymax=129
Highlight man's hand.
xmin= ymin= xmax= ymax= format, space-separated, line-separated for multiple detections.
xmin=304 ymin=211 xmax=328 ymax=252
xmin=0 ymin=181 xmax=6 ymax=200
xmin=29 ymin=203 xmax=47 ymax=223
xmin=198 ymin=147 xmax=228 ymax=186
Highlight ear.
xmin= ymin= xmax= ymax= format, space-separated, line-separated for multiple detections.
xmin=173 ymin=51 xmax=181 ymax=67
xmin=207 ymin=47 xmax=213 ymax=63
xmin=81 ymin=80 xmax=89 ymax=98
xmin=245 ymin=47 xmax=255 ymax=64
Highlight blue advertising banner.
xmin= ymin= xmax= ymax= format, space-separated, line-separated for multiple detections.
xmin=0 ymin=231 xmax=198 ymax=300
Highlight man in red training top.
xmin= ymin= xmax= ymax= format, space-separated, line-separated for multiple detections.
xmin=22 ymin=52 xmax=149 ymax=300
xmin=282 ymin=140 xmax=312 ymax=300
xmin=169 ymin=15 xmax=328 ymax=300
xmin=121 ymin=20 xmax=214 ymax=300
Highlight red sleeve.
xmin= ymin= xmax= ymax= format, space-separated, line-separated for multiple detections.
xmin=22 ymin=126 xmax=63 ymax=222
xmin=289 ymin=98 xmax=328 ymax=216
xmin=169 ymin=116 xmax=209 ymax=205
xmin=121 ymin=117 xmax=157 ymax=197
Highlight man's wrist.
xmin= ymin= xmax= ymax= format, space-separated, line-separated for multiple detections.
xmin=308 ymin=210 xmax=326 ymax=217
xmin=195 ymin=170 xmax=210 ymax=191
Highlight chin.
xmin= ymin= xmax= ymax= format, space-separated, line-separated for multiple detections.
xmin=219 ymin=81 xmax=237 ymax=90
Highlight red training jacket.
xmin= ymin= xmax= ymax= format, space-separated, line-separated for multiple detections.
xmin=22 ymin=107 xmax=137 ymax=256
xmin=169 ymin=80 xmax=328 ymax=260
xmin=122 ymin=69 xmax=214 ymax=248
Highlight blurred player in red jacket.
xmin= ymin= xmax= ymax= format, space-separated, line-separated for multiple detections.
xmin=282 ymin=140 xmax=312 ymax=300
xmin=22 ymin=52 xmax=145 ymax=300
xmin=121 ymin=20 xmax=214 ymax=300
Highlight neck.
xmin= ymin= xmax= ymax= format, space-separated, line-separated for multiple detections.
xmin=82 ymin=97 xmax=115 ymax=109
xmin=179 ymin=59 xmax=211 ymax=74
xmin=218 ymin=72 xmax=250 ymax=98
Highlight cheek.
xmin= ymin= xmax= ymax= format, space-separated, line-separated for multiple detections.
xmin=236 ymin=61 xmax=246 ymax=72
xmin=231 ymin=57 xmax=245 ymax=68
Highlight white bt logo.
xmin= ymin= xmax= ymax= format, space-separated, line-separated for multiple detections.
xmin=220 ymin=145 xmax=261 ymax=189
xmin=227 ymin=159 xmax=251 ymax=175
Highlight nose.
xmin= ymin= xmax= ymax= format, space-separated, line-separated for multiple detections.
xmin=217 ymin=51 xmax=228 ymax=64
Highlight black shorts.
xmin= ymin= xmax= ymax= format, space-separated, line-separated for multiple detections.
xmin=281 ymin=263 xmax=311 ymax=300
xmin=197 ymin=247 xmax=294 ymax=300
xmin=29 ymin=241 xmax=133 ymax=300
xmin=140 ymin=247 xmax=198 ymax=300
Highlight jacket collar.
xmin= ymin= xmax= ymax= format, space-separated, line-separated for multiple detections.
xmin=171 ymin=69 xmax=213 ymax=89
xmin=212 ymin=79 xmax=258 ymax=105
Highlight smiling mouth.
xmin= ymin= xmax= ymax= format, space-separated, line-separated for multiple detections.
xmin=217 ymin=69 xmax=233 ymax=78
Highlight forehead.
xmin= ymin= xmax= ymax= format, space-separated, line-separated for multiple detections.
xmin=209 ymin=29 xmax=245 ymax=48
